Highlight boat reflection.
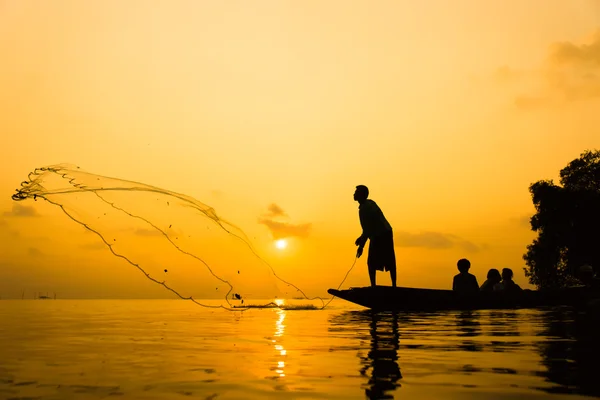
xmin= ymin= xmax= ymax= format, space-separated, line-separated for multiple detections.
xmin=488 ymin=311 xmax=521 ymax=337
xmin=328 ymin=307 xmax=600 ymax=397
xmin=360 ymin=311 xmax=402 ymax=399
xmin=455 ymin=311 xmax=482 ymax=352
xmin=329 ymin=310 xmax=402 ymax=398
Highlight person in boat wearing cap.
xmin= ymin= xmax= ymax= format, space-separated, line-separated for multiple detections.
xmin=354 ymin=185 xmax=397 ymax=288
xmin=493 ymin=268 xmax=522 ymax=293
xmin=452 ymin=258 xmax=479 ymax=293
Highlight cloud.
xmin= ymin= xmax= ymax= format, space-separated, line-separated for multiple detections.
xmin=3 ymin=203 xmax=40 ymax=217
xmin=498 ymin=30 xmax=600 ymax=109
xmin=550 ymin=31 xmax=600 ymax=65
xmin=258 ymin=219 xmax=312 ymax=240
xmin=265 ymin=203 xmax=287 ymax=218
xmin=258 ymin=204 xmax=310 ymax=239
xmin=394 ymin=231 xmax=483 ymax=253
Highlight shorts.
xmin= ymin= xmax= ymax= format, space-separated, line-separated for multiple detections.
xmin=367 ymin=231 xmax=396 ymax=272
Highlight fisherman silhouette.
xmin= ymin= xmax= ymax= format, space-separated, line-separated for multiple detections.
xmin=354 ymin=185 xmax=397 ymax=287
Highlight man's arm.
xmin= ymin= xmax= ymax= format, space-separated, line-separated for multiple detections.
xmin=357 ymin=203 xmax=376 ymax=244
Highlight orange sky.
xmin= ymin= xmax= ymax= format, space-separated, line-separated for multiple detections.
xmin=1 ymin=1 xmax=599 ymax=299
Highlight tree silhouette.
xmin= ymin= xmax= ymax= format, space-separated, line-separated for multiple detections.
xmin=524 ymin=150 xmax=600 ymax=289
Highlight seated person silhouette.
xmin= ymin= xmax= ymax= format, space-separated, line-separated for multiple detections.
xmin=452 ymin=258 xmax=479 ymax=293
xmin=480 ymin=268 xmax=501 ymax=292
xmin=493 ymin=268 xmax=522 ymax=292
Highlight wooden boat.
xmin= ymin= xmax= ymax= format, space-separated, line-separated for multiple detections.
xmin=327 ymin=286 xmax=598 ymax=311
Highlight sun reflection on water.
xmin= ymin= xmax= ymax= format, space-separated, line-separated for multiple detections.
xmin=273 ymin=306 xmax=286 ymax=377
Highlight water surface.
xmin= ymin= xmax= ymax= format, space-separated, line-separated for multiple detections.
xmin=1 ymin=300 xmax=599 ymax=399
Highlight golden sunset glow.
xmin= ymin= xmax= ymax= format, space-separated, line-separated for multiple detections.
xmin=1 ymin=1 xmax=599 ymax=299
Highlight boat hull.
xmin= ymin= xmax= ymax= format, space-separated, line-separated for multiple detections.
xmin=327 ymin=286 xmax=595 ymax=311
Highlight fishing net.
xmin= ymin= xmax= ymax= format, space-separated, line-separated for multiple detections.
xmin=12 ymin=165 xmax=327 ymax=310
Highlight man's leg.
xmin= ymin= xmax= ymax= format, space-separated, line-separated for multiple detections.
xmin=388 ymin=233 xmax=397 ymax=287
xmin=369 ymin=265 xmax=377 ymax=287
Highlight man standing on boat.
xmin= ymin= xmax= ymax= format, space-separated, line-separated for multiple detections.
xmin=354 ymin=185 xmax=397 ymax=287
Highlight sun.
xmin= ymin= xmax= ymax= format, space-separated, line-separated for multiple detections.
xmin=275 ymin=239 xmax=287 ymax=250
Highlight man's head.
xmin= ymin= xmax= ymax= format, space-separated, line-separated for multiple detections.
xmin=354 ymin=185 xmax=369 ymax=202
xmin=457 ymin=258 xmax=471 ymax=273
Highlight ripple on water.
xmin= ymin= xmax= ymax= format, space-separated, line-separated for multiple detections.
xmin=1 ymin=300 xmax=600 ymax=399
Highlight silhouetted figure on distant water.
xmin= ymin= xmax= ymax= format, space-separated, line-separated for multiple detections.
xmin=494 ymin=268 xmax=522 ymax=292
xmin=354 ymin=185 xmax=396 ymax=287
xmin=480 ymin=268 xmax=502 ymax=292
xmin=452 ymin=258 xmax=479 ymax=293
